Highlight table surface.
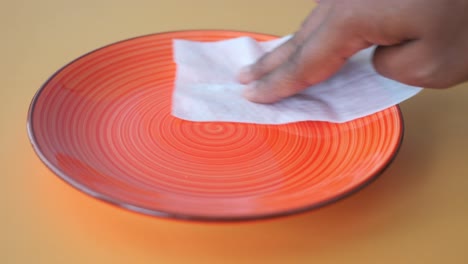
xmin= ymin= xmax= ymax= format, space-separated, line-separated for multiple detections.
xmin=2 ymin=1 xmax=468 ymax=263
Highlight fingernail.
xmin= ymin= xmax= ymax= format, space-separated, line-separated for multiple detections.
xmin=242 ymin=81 xmax=258 ymax=100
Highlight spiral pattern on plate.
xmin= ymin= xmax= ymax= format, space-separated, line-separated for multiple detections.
xmin=28 ymin=30 xmax=403 ymax=220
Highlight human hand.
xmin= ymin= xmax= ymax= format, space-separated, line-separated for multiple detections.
xmin=238 ymin=0 xmax=468 ymax=103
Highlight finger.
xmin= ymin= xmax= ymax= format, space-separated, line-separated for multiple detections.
xmin=237 ymin=4 xmax=330 ymax=84
xmin=243 ymin=15 xmax=370 ymax=103
xmin=373 ymin=40 xmax=458 ymax=88
xmin=237 ymin=36 xmax=301 ymax=84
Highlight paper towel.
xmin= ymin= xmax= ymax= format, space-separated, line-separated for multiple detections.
xmin=172 ymin=36 xmax=422 ymax=124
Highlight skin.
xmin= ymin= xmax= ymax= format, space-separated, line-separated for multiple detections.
xmin=237 ymin=0 xmax=468 ymax=103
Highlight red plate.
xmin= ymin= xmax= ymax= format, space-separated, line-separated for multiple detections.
xmin=27 ymin=30 xmax=403 ymax=221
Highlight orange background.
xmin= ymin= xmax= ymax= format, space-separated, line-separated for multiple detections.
xmin=2 ymin=0 xmax=468 ymax=263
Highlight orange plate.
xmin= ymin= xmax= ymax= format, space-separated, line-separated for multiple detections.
xmin=27 ymin=30 xmax=403 ymax=221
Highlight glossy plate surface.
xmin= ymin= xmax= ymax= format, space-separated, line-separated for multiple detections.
xmin=28 ymin=30 xmax=403 ymax=221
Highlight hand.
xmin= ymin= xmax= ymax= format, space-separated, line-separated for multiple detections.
xmin=237 ymin=0 xmax=468 ymax=103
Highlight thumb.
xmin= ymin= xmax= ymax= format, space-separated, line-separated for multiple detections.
xmin=372 ymin=40 xmax=464 ymax=89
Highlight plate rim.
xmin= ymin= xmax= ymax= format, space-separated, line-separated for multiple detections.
xmin=26 ymin=29 xmax=405 ymax=222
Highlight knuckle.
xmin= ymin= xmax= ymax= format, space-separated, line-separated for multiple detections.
xmin=330 ymin=0 xmax=364 ymax=29
xmin=286 ymin=50 xmax=304 ymax=71
xmin=290 ymin=31 xmax=304 ymax=46
xmin=288 ymin=37 xmax=300 ymax=47
xmin=284 ymin=49 xmax=315 ymax=85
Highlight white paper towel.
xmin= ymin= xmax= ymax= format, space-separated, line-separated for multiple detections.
xmin=172 ymin=36 xmax=422 ymax=124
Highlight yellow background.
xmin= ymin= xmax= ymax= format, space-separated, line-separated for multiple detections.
xmin=2 ymin=0 xmax=468 ymax=263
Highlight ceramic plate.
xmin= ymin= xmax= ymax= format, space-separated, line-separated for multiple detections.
xmin=28 ymin=30 xmax=403 ymax=221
